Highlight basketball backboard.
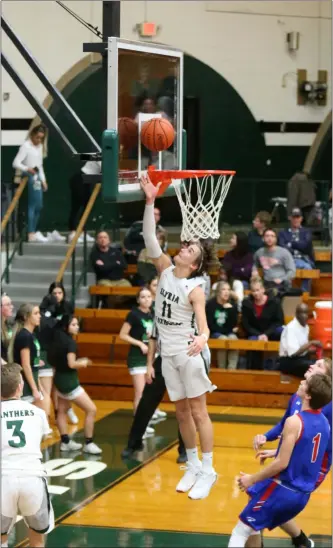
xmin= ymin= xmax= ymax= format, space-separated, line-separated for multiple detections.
xmin=103 ymin=37 xmax=184 ymax=202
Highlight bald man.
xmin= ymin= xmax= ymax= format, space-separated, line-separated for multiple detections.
xmin=278 ymin=304 xmax=323 ymax=378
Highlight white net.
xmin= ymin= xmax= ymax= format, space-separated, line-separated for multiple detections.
xmin=172 ymin=173 xmax=234 ymax=240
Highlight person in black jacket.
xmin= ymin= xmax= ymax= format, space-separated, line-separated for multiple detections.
xmin=241 ymin=278 xmax=284 ymax=370
xmin=206 ymin=282 xmax=239 ymax=369
xmin=39 ymin=282 xmax=77 ymax=424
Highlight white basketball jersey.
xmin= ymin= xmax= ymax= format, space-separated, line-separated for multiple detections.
xmin=155 ymin=265 xmax=206 ymax=356
xmin=1 ymin=399 xmax=49 ymax=477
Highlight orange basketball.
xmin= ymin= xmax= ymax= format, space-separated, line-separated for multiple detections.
xmin=118 ymin=117 xmax=138 ymax=149
xmin=141 ymin=118 xmax=175 ymax=152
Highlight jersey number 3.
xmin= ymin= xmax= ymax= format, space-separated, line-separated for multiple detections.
xmin=7 ymin=420 xmax=26 ymax=448
xmin=311 ymin=433 xmax=321 ymax=463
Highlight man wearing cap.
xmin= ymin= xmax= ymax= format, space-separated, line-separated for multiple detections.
xmin=278 ymin=208 xmax=315 ymax=292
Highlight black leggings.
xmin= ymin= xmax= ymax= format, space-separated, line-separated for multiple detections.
xmin=279 ymin=356 xmax=314 ymax=378
xmin=126 ymin=358 xmax=185 ymax=455
xmin=68 ymin=172 xmax=94 ymax=231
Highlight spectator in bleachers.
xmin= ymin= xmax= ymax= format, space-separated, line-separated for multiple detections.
xmin=278 ymin=303 xmax=323 ymax=378
xmin=138 ymin=229 xmax=168 ymax=283
xmin=147 ymin=275 xmax=158 ymax=309
xmin=90 ymin=231 xmax=130 ymax=288
xmin=253 ymin=228 xmax=296 ymax=296
xmin=278 ymin=207 xmax=315 ymax=292
xmin=124 ymin=207 xmax=164 ymax=264
xmin=223 ymin=231 xmax=253 ymax=307
xmin=242 ymin=278 xmax=284 ymax=370
xmin=287 ymin=170 xmax=316 ymax=225
xmin=1 ymin=293 xmax=14 ymax=364
xmin=248 ymin=211 xmax=271 ymax=254
xmin=206 ymin=282 xmax=239 ymax=369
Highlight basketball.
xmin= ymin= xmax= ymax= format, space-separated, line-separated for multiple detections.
xmin=118 ymin=117 xmax=138 ymax=149
xmin=140 ymin=118 xmax=175 ymax=152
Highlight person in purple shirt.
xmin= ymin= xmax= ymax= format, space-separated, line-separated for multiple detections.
xmin=250 ymin=358 xmax=332 ymax=548
xmin=223 ymin=232 xmax=253 ymax=287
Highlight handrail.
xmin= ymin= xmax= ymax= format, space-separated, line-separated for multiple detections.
xmin=1 ymin=178 xmax=27 ymax=234
xmin=56 ymin=183 xmax=101 ymax=282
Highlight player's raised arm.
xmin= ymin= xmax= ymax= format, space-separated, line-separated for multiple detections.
xmin=140 ymin=173 xmax=172 ymax=274
xmin=238 ymin=415 xmax=300 ymax=491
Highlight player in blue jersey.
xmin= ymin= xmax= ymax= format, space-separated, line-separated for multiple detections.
xmin=228 ymin=373 xmax=331 ymax=547
xmin=249 ymin=358 xmax=332 ymax=548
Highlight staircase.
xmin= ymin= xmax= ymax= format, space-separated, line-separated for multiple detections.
xmin=3 ymin=242 xmax=95 ymax=310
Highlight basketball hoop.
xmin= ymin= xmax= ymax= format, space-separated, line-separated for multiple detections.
xmin=147 ymin=167 xmax=236 ymax=240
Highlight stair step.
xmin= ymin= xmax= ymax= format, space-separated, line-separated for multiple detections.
xmin=22 ymin=242 xmax=94 ymax=257
xmin=8 ymin=269 xmax=95 ymax=286
xmin=12 ymin=255 xmax=84 ymax=271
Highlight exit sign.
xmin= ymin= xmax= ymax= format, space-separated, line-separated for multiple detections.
xmin=139 ymin=22 xmax=157 ymax=37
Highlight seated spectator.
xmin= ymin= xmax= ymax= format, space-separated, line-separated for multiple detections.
xmin=138 ymin=229 xmax=169 ymax=283
xmin=278 ymin=208 xmax=315 ymax=292
xmin=212 ymin=266 xmax=240 ymax=307
xmin=253 ymin=228 xmax=296 ymax=296
xmin=206 ymin=282 xmax=239 ymax=369
xmin=1 ymin=293 xmax=14 ymax=364
xmin=223 ymin=231 xmax=253 ymax=307
xmin=124 ymin=207 xmax=165 ymax=264
xmin=248 ymin=211 xmax=271 ymax=254
xmin=90 ymin=231 xmax=130 ymax=287
xmin=279 ymin=303 xmax=323 ymax=378
xmin=241 ymin=278 xmax=284 ymax=370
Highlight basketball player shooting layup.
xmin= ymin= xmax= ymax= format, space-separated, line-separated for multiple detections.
xmin=140 ymin=173 xmax=217 ymax=500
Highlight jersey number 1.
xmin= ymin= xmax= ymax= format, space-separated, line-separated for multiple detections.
xmin=311 ymin=433 xmax=321 ymax=463
xmin=161 ymin=300 xmax=172 ymax=319
xmin=7 ymin=420 xmax=26 ymax=448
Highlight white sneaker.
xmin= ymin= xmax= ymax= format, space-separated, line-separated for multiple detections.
xmin=67 ymin=408 xmax=79 ymax=424
xmin=188 ymin=469 xmax=217 ymax=500
xmin=142 ymin=426 xmax=155 ymax=439
xmin=60 ymin=440 xmax=82 ymax=451
xmin=47 ymin=230 xmax=66 ymax=242
xmin=85 ymin=233 xmax=95 ymax=242
xmin=176 ymin=463 xmax=201 ymax=493
xmin=83 ymin=442 xmax=102 ymax=454
xmin=34 ymin=231 xmax=48 ymax=242
xmin=152 ymin=409 xmax=167 ymax=420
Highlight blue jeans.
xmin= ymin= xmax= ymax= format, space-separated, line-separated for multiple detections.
xmin=26 ymin=173 xmax=43 ymax=233
xmin=294 ymin=258 xmax=313 ymax=292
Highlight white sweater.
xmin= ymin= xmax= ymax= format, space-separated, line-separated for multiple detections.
xmin=12 ymin=139 xmax=46 ymax=182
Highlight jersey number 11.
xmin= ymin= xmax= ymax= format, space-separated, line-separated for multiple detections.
xmin=161 ymin=300 xmax=172 ymax=319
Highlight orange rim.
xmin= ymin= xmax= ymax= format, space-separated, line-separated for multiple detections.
xmin=147 ymin=166 xmax=236 ymax=196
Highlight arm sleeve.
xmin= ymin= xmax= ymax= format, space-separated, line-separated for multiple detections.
xmin=142 ymin=204 xmax=162 ymax=259
xmin=264 ymin=396 xmax=294 ymax=441
xmin=12 ymin=143 xmax=28 ymax=171
xmin=16 ymin=330 xmax=31 ymax=351
xmin=282 ymin=249 xmax=296 ymax=281
xmin=291 ymin=231 xmax=312 ymax=255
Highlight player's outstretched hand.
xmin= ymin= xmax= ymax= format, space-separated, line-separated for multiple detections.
xmin=253 ymin=434 xmax=267 ymax=451
xmin=256 ymin=449 xmax=277 ymax=465
xmin=237 ymin=472 xmax=254 ymax=491
xmin=140 ymin=173 xmax=161 ymax=205
xmin=187 ymin=334 xmax=206 ymax=357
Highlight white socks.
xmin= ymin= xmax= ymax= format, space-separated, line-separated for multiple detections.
xmin=186 ymin=448 xmax=214 ymax=472
xmin=186 ymin=448 xmax=201 ymax=468
xmin=202 ymin=451 xmax=214 ymax=473
xmin=228 ymin=520 xmax=255 ymax=547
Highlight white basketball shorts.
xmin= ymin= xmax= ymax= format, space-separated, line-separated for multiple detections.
xmin=161 ymin=351 xmax=216 ymax=401
xmin=1 ymin=476 xmax=54 ymax=535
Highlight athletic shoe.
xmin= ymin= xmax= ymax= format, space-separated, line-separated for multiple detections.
xmin=60 ymin=440 xmax=82 ymax=451
xmin=188 ymin=469 xmax=217 ymax=500
xmin=176 ymin=453 xmax=187 ymax=464
xmin=142 ymin=425 xmax=155 ymax=439
xmin=121 ymin=445 xmax=144 ymax=459
xmin=34 ymin=231 xmax=48 ymax=242
xmin=176 ymin=463 xmax=201 ymax=493
xmin=47 ymin=230 xmax=66 ymax=242
xmin=83 ymin=442 xmax=102 ymax=455
xmin=67 ymin=408 xmax=79 ymax=424
xmin=152 ymin=408 xmax=167 ymax=420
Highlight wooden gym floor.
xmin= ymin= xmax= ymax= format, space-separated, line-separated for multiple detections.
xmin=12 ymin=401 xmax=331 ymax=548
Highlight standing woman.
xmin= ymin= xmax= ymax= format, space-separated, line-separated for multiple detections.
xmin=48 ymin=315 xmax=102 ymax=454
xmin=7 ymin=303 xmax=51 ymax=424
xmin=1 ymin=293 xmax=14 ymax=364
xmin=119 ymin=287 xmax=154 ymax=412
xmin=39 ymin=282 xmax=78 ymax=424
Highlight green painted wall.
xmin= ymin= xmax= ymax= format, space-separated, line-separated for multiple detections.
xmin=2 ymin=55 xmax=330 ymax=230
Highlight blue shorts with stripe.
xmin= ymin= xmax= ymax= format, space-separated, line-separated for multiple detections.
xmin=240 ymin=479 xmax=310 ymax=531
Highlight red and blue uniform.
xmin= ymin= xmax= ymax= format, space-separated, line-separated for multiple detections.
xmin=264 ymin=395 xmax=332 ymax=486
xmin=240 ymin=409 xmax=330 ymax=531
